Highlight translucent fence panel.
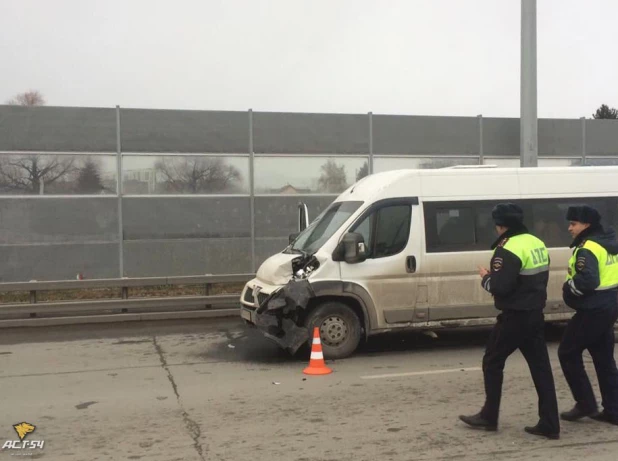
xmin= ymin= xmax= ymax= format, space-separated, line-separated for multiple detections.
xmin=539 ymin=158 xmax=582 ymax=167
xmin=123 ymin=196 xmax=251 ymax=276
xmin=253 ymin=112 xmax=368 ymax=154
xmin=586 ymin=120 xmax=618 ymax=156
xmin=124 ymin=238 xmax=251 ymax=277
xmin=0 ymin=197 xmax=118 ymax=244
xmin=0 ymin=106 xmax=617 ymax=282
xmin=254 ymin=196 xmax=335 ymax=238
xmin=122 ymin=154 xmax=250 ymax=195
xmin=586 ymin=157 xmax=618 ymax=166
xmin=0 ymin=106 xmax=117 ymax=152
xmin=254 ymin=155 xmax=368 ymax=194
xmin=0 ymin=153 xmax=117 ymax=195
xmin=483 ymin=157 xmax=582 ymax=167
xmin=0 ymin=243 xmax=119 ymax=282
xmin=483 ymin=157 xmax=519 ymax=168
xmin=0 ymin=197 xmax=119 ymax=282
xmin=373 ymin=115 xmax=479 ymax=155
xmin=482 ymin=118 xmax=519 ymax=156
xmin=119 ymin=108 xmax=249 ymax=153
xmin=374 ymin=156 xmax=479 ymax=172
xmin=123 ymin=197 xmax=251 ymax=239
xmin=538 ymin=119 xmax=582 ymax=156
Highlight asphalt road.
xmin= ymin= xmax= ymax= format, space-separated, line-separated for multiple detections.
xmin=0 ymin=318 xmax=617 ymax=461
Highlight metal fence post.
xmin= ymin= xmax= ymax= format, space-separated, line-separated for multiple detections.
xmin=521 ymin=0 xmax=538 ymax=167
xmin=581 ymin=116 xmax=587 ymax=165
xmin=116 ymin=105 xmax=124 ymax=278
xmin=368 ymin=111 xmax=374 ymax=174
xmin=249 ymin=109 xmax=256 ymax=273
xmin=478 ymin=114 xmax=484 ymax=165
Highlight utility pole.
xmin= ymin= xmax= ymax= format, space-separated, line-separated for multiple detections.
xmin=521 ymin=0 xmax=538 ymax=167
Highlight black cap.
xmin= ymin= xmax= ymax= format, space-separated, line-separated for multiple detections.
xmin=492 ymin=203 xmax=524 ymax=227
xmin=566 ymin=205 xmax=601 ymax=226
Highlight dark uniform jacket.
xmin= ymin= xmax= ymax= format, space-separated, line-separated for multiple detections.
xmin=482 ymin=226 xmax=549 ymax=312
xmin=563 ymin=227 xmax=618 ymax=311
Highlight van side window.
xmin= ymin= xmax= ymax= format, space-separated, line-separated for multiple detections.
xmin=529 ymin=202 xmax=572 ymax=248
xmin=424 ymin=196 xmax=616 ymax=253
xmin=475 ymin=206 xmax=498 ymax=248
xmin=436 ymin=208 xmax=475 ymax=246
xmin=374 ymin=205 xmax=412 ymax=258
xmin=351 ymin=205 xmax=411 ymax=259
xmin=424 ymin=204 xmax=476 ymax=251
xmin=354 ymin=214 xmax=374 ymax=258
xmin=610 ymin=198 xmax=618 ymax=232
xmin=529 ymin=198 xmax=610 ymax=248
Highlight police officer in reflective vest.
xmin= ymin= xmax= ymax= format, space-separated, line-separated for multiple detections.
xmin=558 ymin=205 xmax=618 ymax=426
xmin=459 ymin=203 xmax=560 ymax=439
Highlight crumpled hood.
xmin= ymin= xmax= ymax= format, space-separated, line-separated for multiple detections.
xmin=256 ymin=253 xmax=297 ymax=286
xmin=587 ymin=227 xmax=618 ymax=255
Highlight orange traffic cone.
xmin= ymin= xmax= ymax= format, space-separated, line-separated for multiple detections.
xmin=303 ymin=327 xmax=332 ymax=375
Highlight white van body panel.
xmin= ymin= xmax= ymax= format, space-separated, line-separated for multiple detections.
xmin=241 ymin=165 xmax=618 ymax=354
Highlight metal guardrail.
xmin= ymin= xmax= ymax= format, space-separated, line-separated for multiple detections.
xmin=0 ymin=274 xmax=254 ymax=326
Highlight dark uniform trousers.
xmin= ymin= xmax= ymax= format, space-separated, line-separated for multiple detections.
xmin=480 ymin=309 xmax=560 ymax=433
xmin=558 ymin=303 xmax=618 ymax=418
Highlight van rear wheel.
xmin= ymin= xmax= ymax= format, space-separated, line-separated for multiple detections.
xmin=304 ymin=302 xmax=361 ymax=360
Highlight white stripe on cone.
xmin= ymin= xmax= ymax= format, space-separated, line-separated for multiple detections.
xmin=311 ymin=351 xmax=324 ymax=360
xmin=312 ymin=338 xmax=321 ymax=345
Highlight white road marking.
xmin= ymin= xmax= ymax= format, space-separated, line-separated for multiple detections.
xmin=360 ymin=366 xmax=482 ymax=380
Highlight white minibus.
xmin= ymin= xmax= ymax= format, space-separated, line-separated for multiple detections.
xmin=240 ymin=166 xmax=618 ymax=359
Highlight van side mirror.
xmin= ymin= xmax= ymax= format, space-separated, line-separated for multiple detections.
xmin=289 ymin=232 xmax=300 ymax=244
xmin=335 ymin=232 xmax=367 ymax=264
xmin=298 ymin=202 xmax=309 ymax=232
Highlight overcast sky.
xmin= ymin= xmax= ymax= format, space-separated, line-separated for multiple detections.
xmin=1 ymin=0 xmax=616 ymax=118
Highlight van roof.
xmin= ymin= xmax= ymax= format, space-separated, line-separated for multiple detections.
xmin=337 ymin=165 xmax=618 ymax=203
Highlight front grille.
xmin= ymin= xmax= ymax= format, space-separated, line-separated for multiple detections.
xmin=243 ymin=289 xmax=254 ymax=304
xmin=257 ymin=292 xmax=269 ymax=306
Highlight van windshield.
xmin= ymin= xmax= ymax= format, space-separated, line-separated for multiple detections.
xmin=288 ymin=201 xmax=363 ymax=255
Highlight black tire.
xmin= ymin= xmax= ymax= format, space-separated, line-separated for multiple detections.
xmin=304 ymin=301 xmax=362 ymax=360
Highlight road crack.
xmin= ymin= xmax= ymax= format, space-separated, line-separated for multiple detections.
xmin=153 ymin=336 xmax=206 ymax=461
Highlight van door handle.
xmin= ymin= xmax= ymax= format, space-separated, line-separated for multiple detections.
xmin=406 ymin=256 xmax=416 ymax=273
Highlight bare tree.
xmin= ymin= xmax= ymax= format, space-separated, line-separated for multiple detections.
xmin=154 ymin=157 xmax=242 ymax=193
xmin=317 ymin=159 xmax=348 ymax=193
xmin=5 ymin=90 xmax=45 ymax=106
xmin=1 ymin=91 xmax=76 ymax=194
xmin=0 ymin=155 xmax=76 ymax=194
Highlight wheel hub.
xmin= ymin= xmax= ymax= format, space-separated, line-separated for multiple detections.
xmin=320 ymin=316 xmax=348 ymax=347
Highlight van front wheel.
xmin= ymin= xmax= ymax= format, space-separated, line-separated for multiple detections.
xmin=304 ymin=302 xmax=361 ymax=360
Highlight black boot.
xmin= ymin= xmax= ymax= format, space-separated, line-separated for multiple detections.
xmin=590 ymin=411 xmax=618 ymax=426
xmin=560 ymin=404 xmax=598 ymax=421
xmin=524 ymin=424 xmax=560 ymax=440
xmin=458 ymin=412 xmax=497 ymax=431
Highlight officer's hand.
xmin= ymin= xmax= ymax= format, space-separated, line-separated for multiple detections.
xmin=479 ymin=266 xmax=490 ymax=278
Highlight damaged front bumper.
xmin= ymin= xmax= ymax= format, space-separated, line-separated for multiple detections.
xmin=241 ymin=278 xmax=315 ymax=355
